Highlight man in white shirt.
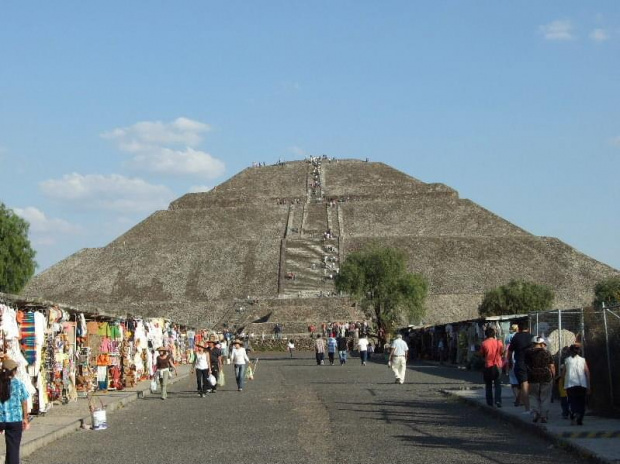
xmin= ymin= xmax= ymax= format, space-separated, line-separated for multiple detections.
xmin=358 ymin=336 xmax=369 ymax=365
xmin=389 ymin=334 xmax=409 ymax=384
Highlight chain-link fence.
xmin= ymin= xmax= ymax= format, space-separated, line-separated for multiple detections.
xmin=529 ymin=306 xmax=619 ymax=416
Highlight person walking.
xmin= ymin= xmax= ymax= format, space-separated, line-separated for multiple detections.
xmin=315 ymin=335 xmax=326 ymax=365
xmin=0 ymin=358 xmax=30 ymax=464
xmin=230 ymin=339 xmax=250 ymax=391
xmin=155 ymin=347 xmax=176 ymax=400
xmin=389 ymin=334 xmax=409 ymax=384
xmin=563 ymin=344 xmax=590 ymax=425
xmin=508 ymin=320 xmax=533 ymax=413
xmin=191 ymin=345 xmax=211 ymax=397
xmin=358 ymin=336 xmax=369 ymax=366
xmin=287 ymin=340 xmax=295 ymax=358
xmin=206 ymin=339 xmax=222 ymax=393
xmin=525 ymin=336 xmax=555 ymax=423
xmin=479 ymin=327 xmax=504 ymax=408
xmin=337 ymin=335 xmax=348 ymax=365
xmin=327 ymin=335 xmax=337 ymax=365
xmin=504 ymin=324 xmax=521 ymax=407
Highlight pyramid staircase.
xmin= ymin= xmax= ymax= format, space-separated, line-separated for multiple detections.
xmin=279 ymin=160 xmax=341 ymax=298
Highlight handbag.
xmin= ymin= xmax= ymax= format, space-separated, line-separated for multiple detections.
xmin=208 ymin=374 xmax=217 ymax=387
xmin=217 ymin=370 xmax=226 ymax=387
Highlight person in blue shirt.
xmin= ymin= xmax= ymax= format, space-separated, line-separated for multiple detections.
xmin=327 ymin=336 xmax=338 ymax=365
xmin=0 ymin=358 xmax=30 ymax=464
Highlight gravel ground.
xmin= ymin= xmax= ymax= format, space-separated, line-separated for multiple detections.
xmin=23 ymin=354 xmax=592 ymax=464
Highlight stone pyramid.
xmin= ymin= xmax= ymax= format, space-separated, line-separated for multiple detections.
xmin=23 ymin=159 xmax=619 ymax=328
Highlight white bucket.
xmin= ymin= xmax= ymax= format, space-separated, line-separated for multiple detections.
xmin=91 ymin=409 xmax=108 ymax=430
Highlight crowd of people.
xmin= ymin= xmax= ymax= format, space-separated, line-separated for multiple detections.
xmin=311 ymin=331 xmax=410 ymax=384
xmin=151 ymin=331 xmax=256 ymax=401
xmin=479 ymin=321 xmax=591 ymax=426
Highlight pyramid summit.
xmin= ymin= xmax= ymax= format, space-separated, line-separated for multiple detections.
xmin=23 ymin=158 xmax=619 ymax=328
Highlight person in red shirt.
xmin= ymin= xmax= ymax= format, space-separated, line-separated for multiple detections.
xmin=479 ymin=327 xmax=505 ymax=407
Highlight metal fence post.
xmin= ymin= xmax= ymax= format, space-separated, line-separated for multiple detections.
xmin=558 ymin=309 xmax=563 ymax=367
xmin=603 ymin=308 xmax=614 ymax=406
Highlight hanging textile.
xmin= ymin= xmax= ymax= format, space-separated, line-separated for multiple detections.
xmin=20 ymin=312 xmax=37 ymax=365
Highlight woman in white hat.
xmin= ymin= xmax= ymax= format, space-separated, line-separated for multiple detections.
xmin=0 ymin=358 xmax=30 ymax=464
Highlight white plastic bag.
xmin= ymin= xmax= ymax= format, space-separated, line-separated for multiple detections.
xmin=150 ymin=377 xmax=158 ymax=393
xmin=208 ymin=374 xmax=217 ymax=387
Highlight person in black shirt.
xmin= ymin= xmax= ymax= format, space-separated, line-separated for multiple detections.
xmin=524 ymin=337 xmax=555 ymax=423
xmin=508 ymin=320 xmax=532 ymax=413
xmin=206 ymin=339 xmax=222 ymax=393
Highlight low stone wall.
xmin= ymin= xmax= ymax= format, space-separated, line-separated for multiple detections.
xmin=250 ymin=337 xmax=316 ymax=352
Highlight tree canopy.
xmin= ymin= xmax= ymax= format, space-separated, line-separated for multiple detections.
xmin=593 ymin=276 xmax=620 ymax=308
xmin=0 ymin=203 xmax=36 ymax=294
xmin=478 ymin=279 xmax=554 ymax=317
xmin=335 ymin=244 xmax=428 ymax=336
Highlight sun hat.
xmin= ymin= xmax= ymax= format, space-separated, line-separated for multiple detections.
xmin=232 ymin=339 xmax=243 ymax=346
xmin=2 ymin=359 xmax=18 ymax=371
xmin=156 ymin=346 xmax=169 ymax=352
xmin=533 ymin=336 xmax=547 ymax=346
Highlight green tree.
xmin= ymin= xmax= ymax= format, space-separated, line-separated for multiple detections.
xmin=478 ymin=279 xmax=554 ymax=317
xmin=335 ymin=244 xmax=428 ymax=341
xmin=0 ymin=203 xmax=36 ymax=294
xmin=593 ymin=276 xmax=620 ymax=308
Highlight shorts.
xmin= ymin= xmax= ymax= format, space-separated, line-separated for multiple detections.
xmin=514 ymin=366 xmax=528 ymax=384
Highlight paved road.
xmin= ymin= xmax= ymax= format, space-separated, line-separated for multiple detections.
xmin=24 ymin=354 xmax=592 ymax=464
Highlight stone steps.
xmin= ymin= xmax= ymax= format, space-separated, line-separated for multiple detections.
xmin=282 ymin=239 xmax=336 ymax=296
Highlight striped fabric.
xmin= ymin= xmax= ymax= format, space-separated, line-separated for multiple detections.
xmin=20 ymin=312 xmax=37 ymax=364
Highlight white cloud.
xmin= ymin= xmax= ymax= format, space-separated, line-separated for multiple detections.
xmin=39 ymin=173 xmax=174 ymax=213
xmin=102 ymin=117 xmax=211 ymax=149
xmin=13 ymin=206 xmax=82 ymax=247
xmin=539 ymin=20 xmax=575 ymax=41
xmin=590 ymin=28 xmax=610 ymax=42
xmin=101 ymin=117 xmax=225 ymax=179
xmin=189 ymin=185 xmax=213 ymax=193
xmin=13 ymin=207 xmax=82 ymax=234
xmin=126 ymin=147 xmax=225 ymax=179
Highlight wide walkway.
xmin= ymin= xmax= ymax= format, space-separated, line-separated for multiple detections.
xmin=12 ymin=355 xmax=617 ymax=464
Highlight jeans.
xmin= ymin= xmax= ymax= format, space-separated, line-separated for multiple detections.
xmin=235 ymin=364 xmax=247 ymax=390
xmin=338 ymin=350 xmax=347 ymax=364
xmin=315 ymin=352 xmax=324 ymax=365
xmin=328 ymin=352 xmax=335 ymax=364
xmin=195 ymin=368 xmax=209 ymax=393
xmin=483 ymin=366 xmax=502 ymax=406
xmin=360 ymin=350 xmax=367 ymax=364
xmin=0 ymin=422 xmax=22 ymax=464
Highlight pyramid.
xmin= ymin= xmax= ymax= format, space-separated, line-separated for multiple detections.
xmin=23 ymin=159 xmax=619 ymax=328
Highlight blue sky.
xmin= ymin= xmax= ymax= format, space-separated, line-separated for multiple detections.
xmin=1 ymin=1 xmax=619 ymax=272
